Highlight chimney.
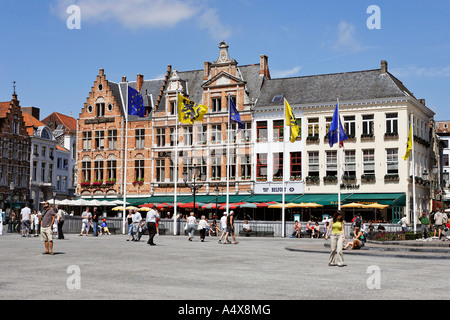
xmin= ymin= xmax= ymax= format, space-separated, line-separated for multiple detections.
xmin=99 ymin=68 xmax=104 ymax=76
xmin=419 ymin=99 xmax=426 ymax=106
xmin=122 ymin=76 xmax=127 ymax=82
xmin=204 ymin=62 xmax=211 ymax=80
xmin=381 ymin=60 xmax=388 ymax=74
xmin=137 ymin=74 xmax=144 ymax=92
xmin=260 ymin=55 xmax=270 ymax=78
xmin=21 ymin=106 xmax=40 ymax=120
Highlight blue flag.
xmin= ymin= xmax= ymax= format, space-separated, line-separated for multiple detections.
xmin=229 ymin=98 xmax=244 ymax=130
xmin=128 ymin=86 xmax=145 ymax=117
xmin=328 ymin=103 xmax=348 ymax=148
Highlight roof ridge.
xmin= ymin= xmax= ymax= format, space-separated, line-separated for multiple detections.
xmin=269 ymin=68 xmax=380 ymax=81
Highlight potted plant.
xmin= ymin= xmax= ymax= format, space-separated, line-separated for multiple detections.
xmin=105 ymin=178 xmax=116 ymax=185
xmin=80 ymin=181 xmax=91 ymax=187
xmin=92 ymin=180 xmax=103 ymax=187
xmin=133 ymin=178 xmax=144 ymax=186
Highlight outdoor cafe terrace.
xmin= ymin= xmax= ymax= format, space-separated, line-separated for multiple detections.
xmin=50 ymin=192 xmax=406 ymax=223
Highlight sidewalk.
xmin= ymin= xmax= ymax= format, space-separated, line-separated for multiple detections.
xmin=285 ymin=237 xmax=450 ymax=259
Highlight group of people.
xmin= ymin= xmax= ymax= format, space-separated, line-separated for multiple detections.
xmin=125 ymin=205 xmax=159 ymax=246
xmin=417 ymin=209 xmax=449 ymax=240
xmin=185 ymin=210 xmax=239 ymax=244
xmin=290 ymin=220 xmax=323 ymax=238
xmin=79 ymin=207 xmax=111 ymax=237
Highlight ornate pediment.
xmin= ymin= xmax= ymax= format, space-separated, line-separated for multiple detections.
xmin=202 ymin=71 xmax=245 ymax=88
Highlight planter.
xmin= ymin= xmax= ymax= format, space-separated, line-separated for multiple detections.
xmin=361 ymin=174 xmax=376 ymax=183
xmin=323 ymin=176 xmax=338 ymax=183
xmin=305 ymin=176 xmax=320 ymax=184
xmin=384 ymin=174 xmax=399 ymax=182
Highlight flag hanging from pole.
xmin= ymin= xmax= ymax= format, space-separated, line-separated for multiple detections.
xmin=177 ymin=94 xmax=208 ymax=124
xmin=328 ymin=102 xmax=348 ymax=148
xmin=229 ymin=98 xmax=244 ymax=130
xmin=402 ymin=124 xmax=413 ymax=160
xmin=285 ymin=99 xmax=300 ymax=143
xmin=127 ymin=86 xmax=145 ymax=117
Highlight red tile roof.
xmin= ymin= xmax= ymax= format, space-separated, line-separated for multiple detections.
xmin=41 ymin=112 xmax=77 ymax=133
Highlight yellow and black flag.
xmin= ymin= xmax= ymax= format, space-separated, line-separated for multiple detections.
xmin=403 ymin=123 xmax=413 ymax=160
xmin=285 ymin=99 xmax=300 ymax=143
xmin=178 ymin=94 xmax=208 ymax=124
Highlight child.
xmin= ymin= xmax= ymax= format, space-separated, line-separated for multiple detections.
xmin=101 ymin=219 xmax=111 ymax=235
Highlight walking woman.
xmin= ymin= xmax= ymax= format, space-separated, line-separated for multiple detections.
xmin=125 ymin=210 xmax=134 ymax=241
xmin=325 ymin=210 xmax=346 ymax=267
xmin=186 ymin=212 xmax=197 ymax=241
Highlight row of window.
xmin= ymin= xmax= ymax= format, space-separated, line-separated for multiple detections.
xmin=0 ymin=138 xmax=29 ymax=161
xmin=0 ymin=164 xmax=28 ymax=188
xmin=82 ymin=124 xmax=254 ymax=151
xmin=79 ymin=146 xmax=433 ymax=187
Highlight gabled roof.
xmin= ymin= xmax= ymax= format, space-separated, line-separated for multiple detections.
xmin=22 ymin=112 xmax=46 ymax=136
xmin=0 ymin=101 xmax=11 ymax=118
xmin=255 ymin=68 xmax=418 ymax=108
xmin=108 ymin=78 xmax=165 ymax=120
xmin=41 ymin=112 xmax=77 ymax=133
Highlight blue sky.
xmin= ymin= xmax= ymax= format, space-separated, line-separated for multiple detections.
xmin=1 ymin=0 xmax=449 ymax=120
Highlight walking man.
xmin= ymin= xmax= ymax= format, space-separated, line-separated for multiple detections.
xmin=20 ymin=203 xmax=31 ymax=237
xmin=146 ymin=205 xmax=159 ymax=246
xmin=132 ymin=208 xmax=142 ymax=241
xmin=224 ymin=211 xmax=239 ymax=244
xmin=433 ymin=210 xmax=445 ymax=239
xmin=40 ymin=202 xmax=56 ymax=255
xmin=219 ymin=212 xmax=228 ymax=244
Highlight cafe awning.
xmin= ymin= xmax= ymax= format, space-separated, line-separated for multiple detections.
xmin=344 ymin=193 xmax=406 ymax=206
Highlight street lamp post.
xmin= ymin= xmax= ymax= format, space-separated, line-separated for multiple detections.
xmin=183 ymin=167 xmax=205 ymax=217
xmin=7 ymin=182 xmax=15 ymax=233
xmin=215 ymin=187 xmax=220 ymax=219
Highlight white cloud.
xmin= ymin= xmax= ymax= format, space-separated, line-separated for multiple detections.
xmin=51 ymin=0 xmax=231 ymax=37
xmin=390 ymin=65 xmax=450 ymax=78
xmin=333 ymin=21 xmax=362 ymax=53
xmin=197 ymin=8 xmax=231 ymax=41
xmin=272 ymin=66 xmax=302 ymax=78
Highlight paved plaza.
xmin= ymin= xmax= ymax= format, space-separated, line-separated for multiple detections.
xmin=1 ymin=230 xmax=449 ymax=301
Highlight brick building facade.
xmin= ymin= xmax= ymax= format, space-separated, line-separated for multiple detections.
xmin=0 ymin=93 xmax=31 ymax=212
xmin=77 ymin=41 xmax=268 ymax=202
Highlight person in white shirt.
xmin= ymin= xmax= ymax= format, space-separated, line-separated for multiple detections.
xmin=20 ymin=203 xmax=31 ymax=237
xmin=198 ymin=216 xmax=208 ymax=242
xmin=131 ymin=209 xmax=142 ymax=241
xmin=219 ymin=212 xmax=229 ymax=244
xmin=146 ymin=205 xmax=159 ymax=246
xmin=186 ymin=212 xmax=197 ymax=241
xmin=80 ymin=207 xmax=92 ymax=236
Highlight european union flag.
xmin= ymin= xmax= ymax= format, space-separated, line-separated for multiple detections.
xmin=328 ymin=103 xmax=348 ymax=148
xmin=128 ymin=86 xmax=145 ymax=117
xmin=229 ymin=98 xmax=244 ymax=130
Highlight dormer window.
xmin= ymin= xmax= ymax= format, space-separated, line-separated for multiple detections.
xmin=271 ymin=95 xmax=284 ymax=103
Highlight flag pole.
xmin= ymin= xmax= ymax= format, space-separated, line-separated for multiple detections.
xmin=121 ymin=83 xmax=129 ymax=234
xmin=337 ymin=98 xmax=341 ymax=211
xmin=282 ymin=98 xmax=287 ymax=238
xmin=173 ymin=91 xmax=179 ymax=235
xmin=411 ymin=113 xmax=416 ymax=232
xmin=226 ymin=94 xmax=231 ymax=214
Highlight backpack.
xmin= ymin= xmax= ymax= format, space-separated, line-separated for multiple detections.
xmin=354 ymin=217 xmax=362 ymax=228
